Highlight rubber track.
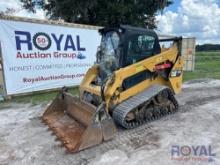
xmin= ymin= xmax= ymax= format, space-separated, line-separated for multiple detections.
xmin=112 ymin=85 xmax=179 ymax=129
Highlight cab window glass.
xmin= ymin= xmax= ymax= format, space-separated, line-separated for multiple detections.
xmin=128 ymin=35 xmax=155 ymax=54
xmin=126 ymin=34 xmax=155 ymax=65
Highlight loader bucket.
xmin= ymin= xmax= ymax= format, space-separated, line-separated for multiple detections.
xmin=42 ymin=92 xmax=116 ymax=153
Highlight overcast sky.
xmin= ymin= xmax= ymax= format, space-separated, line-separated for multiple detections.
xmin=157 ymin=0 xmax=220 ymax=44
xmin=0 ymin=0 xmax=220 ymax=44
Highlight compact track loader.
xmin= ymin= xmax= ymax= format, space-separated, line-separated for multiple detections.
xmin=42 ymin=25 xmax=184 ymax=153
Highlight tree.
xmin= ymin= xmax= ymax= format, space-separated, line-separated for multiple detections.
xmin=0 ymin=8 xmax=18 ymax=16
xmin=196 ymin=44 xmax=220 ymax=51
xmin=20 ymin=0 xmax=172 ymax=29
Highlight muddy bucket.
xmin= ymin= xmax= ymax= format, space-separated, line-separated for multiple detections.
xmin=42 ymin=92 xmax=116 ymax=153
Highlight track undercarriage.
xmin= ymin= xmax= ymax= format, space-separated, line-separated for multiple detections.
xmin=113 ymin=85 xmax=178 ymax=129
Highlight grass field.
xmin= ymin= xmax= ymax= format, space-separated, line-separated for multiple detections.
xmin=0 ymin=51 xmax=219 ymax=104
xmin=0 ymin=87 xmax=79 ymax=106
xmin=183 ymin=51 xmax=220 ymax=81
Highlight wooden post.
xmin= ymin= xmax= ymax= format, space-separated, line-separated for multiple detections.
xmin=0 ymin=41 xmax=9 ymax=100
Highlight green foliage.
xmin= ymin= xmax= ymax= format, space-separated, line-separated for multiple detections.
xmin=0 ymin=8 xmax=17 ymax=16
xmin=196 ymin=44 xmax=220 ymax=51
xmin=20 ymin=0 xmax=172 ymax=28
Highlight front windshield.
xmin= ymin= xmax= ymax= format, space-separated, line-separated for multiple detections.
xmin=100 ymin=31 xmax=120 ymax=61
xmin=97 ymin=31 xmax=120 ymax=81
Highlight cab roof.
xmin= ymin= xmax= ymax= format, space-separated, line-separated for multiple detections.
xmin=99 ymin=25 xmax=158 ymax=37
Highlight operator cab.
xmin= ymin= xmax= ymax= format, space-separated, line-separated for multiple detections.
xmin=98 ymin=25 xmax=161 ymax=67
xmin=97 ymin=25 xmax=161 ymax=88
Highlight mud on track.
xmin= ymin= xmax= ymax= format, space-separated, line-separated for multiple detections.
xmin=0 ymin=79 xmax=220 ymax=165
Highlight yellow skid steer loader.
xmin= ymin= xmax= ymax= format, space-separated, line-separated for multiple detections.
xmin=42 ymin=25 xmax=184 ymax=153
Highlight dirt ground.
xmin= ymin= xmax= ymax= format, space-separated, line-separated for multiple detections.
xmin=0 ymin=79 xmax=220 ymax=165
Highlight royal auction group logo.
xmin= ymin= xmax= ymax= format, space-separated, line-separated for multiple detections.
xmin=14 ymin=30 xmax=87 ymax=59
xmin=33 ymin=32 xmax=52 ymax=51
xmin=171 ymin=145 xmax=216 ymax=162
xmin=15 ymin=30 xmax=86 ymax=52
